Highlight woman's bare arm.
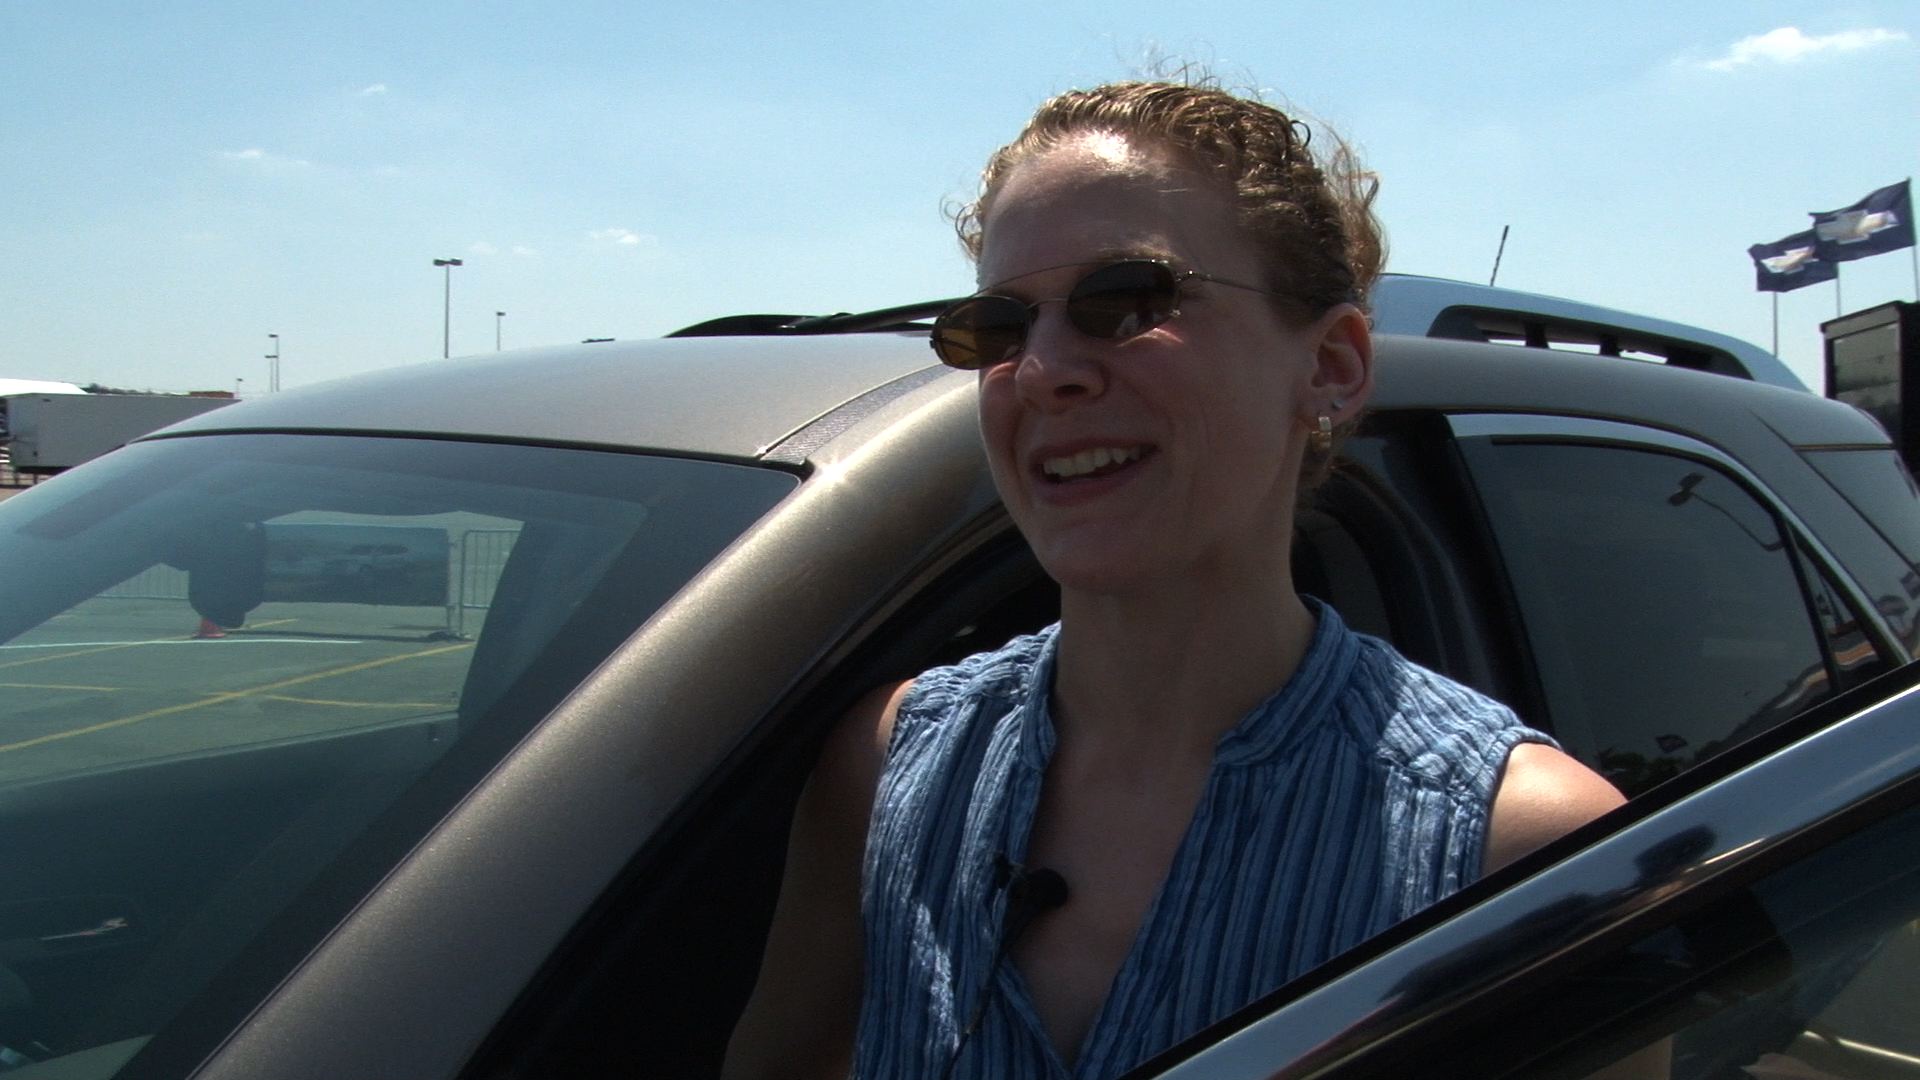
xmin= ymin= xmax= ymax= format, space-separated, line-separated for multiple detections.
xmin=722 ymin=681 xmax=908 ymax=1080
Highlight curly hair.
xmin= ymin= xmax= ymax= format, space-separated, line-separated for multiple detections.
xmin=955 ymin=79 xmax=1385 ymax=317
xmin=954 ymin=77 xmax=1385 ymax=490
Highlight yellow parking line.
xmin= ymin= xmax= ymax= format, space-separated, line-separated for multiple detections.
xmin=170 ymin=616 xmax=299 ymax=641
xmin=0 ymin=682 xmax=122 ymax=692
xmin=0 ymin=642 xmax=474 ymax=754
xmin=260 ymin=695 xmax=444 ymax=709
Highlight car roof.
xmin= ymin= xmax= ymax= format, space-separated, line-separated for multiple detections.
xmin=150 ymin=335 xmax=940 ymax=462
xmin=148 ymin=329 xmax=1880 ymax=464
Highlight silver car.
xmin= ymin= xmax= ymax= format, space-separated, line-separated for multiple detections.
xmin=0 ymin=278 xmax=1915 ymax=1079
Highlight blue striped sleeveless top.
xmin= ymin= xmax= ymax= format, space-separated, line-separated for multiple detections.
xmin=852 ymin=601 xmax=1552 ymax=1079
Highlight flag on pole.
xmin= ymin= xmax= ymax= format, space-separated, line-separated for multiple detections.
xmin=1811 ymin=180 xmax=1914 ymax=263
xmin=1748 ymin=230 xmax=1837 ymax=292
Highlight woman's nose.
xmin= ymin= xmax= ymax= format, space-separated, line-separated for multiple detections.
xmin=1012 ymin=305 xmax=1107 ymax=409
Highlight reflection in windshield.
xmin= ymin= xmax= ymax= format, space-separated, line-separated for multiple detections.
xmin=0 ymin=434 xmax=794 ymax=1074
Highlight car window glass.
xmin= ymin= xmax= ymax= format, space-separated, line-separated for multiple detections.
xmin=1483 ymin=797 xmax=1920 ymax=1080
xmin=0 ymin=434 xmax=795 ymax=1075
xmin=1802 ymin=544 xmax=1890 ymax=692
xmin=1462 ymin=442 xmax=1833 ymax=796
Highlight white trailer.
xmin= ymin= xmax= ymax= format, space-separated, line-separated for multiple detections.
xmin=1 ymin=393 xmax=235 ymax=473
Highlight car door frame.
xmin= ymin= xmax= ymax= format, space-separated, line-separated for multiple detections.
xmin=1128 ymin=657 xmax=1920 ymax=1080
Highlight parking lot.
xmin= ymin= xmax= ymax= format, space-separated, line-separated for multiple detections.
xmin=0 ymin=596 xmax=476 ymax=785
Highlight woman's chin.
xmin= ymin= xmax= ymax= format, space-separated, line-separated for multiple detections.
xmin=1033 ymin=544 xmax=1165 ymax=599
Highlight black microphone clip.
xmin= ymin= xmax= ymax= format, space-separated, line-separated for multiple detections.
xmin=992 ymin=854 xmax=1069 ymax=957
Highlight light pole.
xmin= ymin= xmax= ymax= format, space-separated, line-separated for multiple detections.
xmin=266 ymin=333 xmax=280 ymax=392
xmin=495 ymin=311 xmax=506 ymax=351
xmin=432 ymin=258 xmax=464 ymax=358
xmin=234 ymin=377 xmax=245 ymax=398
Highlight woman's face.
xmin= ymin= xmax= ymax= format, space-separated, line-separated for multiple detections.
xmin=974 ymin=134 xmax=1350 ymax=596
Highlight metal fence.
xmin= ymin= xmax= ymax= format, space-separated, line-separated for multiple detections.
xmin=97 ymin=526 xmax=522 ymax=638
xmin=452 ymin=529 xmax=519 ymax=637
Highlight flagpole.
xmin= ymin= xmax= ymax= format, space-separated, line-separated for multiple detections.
xmin=1835 ymin=264 xmax=1843 ymax=317
xmin=1771 ymin=293 xmax=1779 ymax=356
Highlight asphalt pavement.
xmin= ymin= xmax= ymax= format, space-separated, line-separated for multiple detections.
xmin=0 ymin=597 xmax=475 ymax=786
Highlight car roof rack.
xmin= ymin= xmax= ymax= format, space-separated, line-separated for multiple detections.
xmin=666 ymin=299 xmax=957 ymax=339
xmin=664 ymin=275 xmax=1805 ymax=392
xmin=1371 ymin=275 xmax=1803 ymax=390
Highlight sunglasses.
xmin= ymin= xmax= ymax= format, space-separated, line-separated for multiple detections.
xmin=928 ymin=258 xmax=1279 ymax=370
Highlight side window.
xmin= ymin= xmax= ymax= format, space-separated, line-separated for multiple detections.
xmin=1460 ymin=441 xmax=1840 ymax=795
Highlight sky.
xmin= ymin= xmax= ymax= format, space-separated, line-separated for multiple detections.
xmin=3 ymin=2 xmax=1916 ymax=397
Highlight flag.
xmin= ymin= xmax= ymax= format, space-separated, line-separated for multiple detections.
xmin=1748 ymin=230 xmax=1837 ymax=293
xmin=1811 ymin=180 xmax=1915 ymax=263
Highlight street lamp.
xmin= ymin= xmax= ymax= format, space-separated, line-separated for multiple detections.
xmin=265 ymin=333 xmax=281 ymax=392
xmin=234 ymin=377 xmax=245 ymax=398
xmin=432 ymin=258 xmax=464 ymax=358
xmin=496 ymin=311 xmax=506 ymax=351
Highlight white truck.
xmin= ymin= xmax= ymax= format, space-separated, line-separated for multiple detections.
xmin=1 ymin=393 xmax=235 ymax=474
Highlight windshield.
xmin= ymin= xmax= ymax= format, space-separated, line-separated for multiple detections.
xmin=0 ymin=433 xmax=795 ymax=1075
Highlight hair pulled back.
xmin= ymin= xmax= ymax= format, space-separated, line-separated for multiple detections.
xmin=956 ymin=78 xmax=1385 ymax=317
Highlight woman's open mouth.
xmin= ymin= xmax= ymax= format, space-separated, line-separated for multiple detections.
xmin=1039 ymin=445 xmax=1152 ymax=483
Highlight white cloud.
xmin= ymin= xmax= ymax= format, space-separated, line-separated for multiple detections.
xmin=218 ymin=148 xmax=312 ymax=170
xmin=472 ymin=241 xmax=541 ymax=257
xmin=1700 ymin=26 xmax=1909 ymax=72
xmin=586 ymin=227 xmax=656 ymax=248
xmin=359 ymin=83 xmax=389 ymax=96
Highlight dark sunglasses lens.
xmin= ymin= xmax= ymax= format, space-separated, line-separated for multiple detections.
xmin=932 ymin=296 xmax=1028 ymax=370
xmin=1067 ymin=261 xmax=1178 ymax=339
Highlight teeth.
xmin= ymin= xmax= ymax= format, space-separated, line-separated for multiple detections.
xmin=1043 ymin=445 xmax=1143 ymax=479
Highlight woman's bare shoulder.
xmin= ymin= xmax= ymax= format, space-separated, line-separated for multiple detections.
xmin=813 ymin=679 xmax=912 ymax=805
xmin=1483 ymin=742 xmax=1626 ymax=874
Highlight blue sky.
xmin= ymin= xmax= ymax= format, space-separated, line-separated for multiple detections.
xmin=4 ymin=2 xmax=1915 ymax=395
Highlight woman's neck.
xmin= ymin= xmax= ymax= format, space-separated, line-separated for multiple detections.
xmin=1050 ymin=571 xmax=1315 ymax=761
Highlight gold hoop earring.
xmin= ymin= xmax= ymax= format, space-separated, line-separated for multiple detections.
xmin=1309 ymin=415 xmax=1333 ymax=455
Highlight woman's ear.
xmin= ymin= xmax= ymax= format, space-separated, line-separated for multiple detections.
xmin=1307 ymin=303 xmax=1373 ymax=424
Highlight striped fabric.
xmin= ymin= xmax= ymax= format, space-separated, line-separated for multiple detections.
xmin=852 ymin=601 xmax=1551 ymax=1080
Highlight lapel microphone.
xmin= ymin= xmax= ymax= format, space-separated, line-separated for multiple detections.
xmin=943 ymin=856 xmax=1072 ymax=1080
xmin=994 ymin=854 xmax=1070 ymax=958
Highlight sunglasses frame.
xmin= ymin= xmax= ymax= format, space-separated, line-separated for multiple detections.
xmin=928 ymin=258 xmax=1281 ymax=371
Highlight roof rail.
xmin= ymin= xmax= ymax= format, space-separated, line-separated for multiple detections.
xmin=667 ymin=299 xmax=957 ymax=339
xmin=662 ymin=274 xmax=1803 ymax=393
xmin=1371 ymin=275 xmax=1803 ymax=391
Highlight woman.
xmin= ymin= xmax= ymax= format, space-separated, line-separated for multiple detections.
xmin=726 ymin=79 xmax=1623 ymax=1080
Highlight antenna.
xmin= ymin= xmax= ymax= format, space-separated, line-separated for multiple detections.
xmin=1489 ymin=225 xmax=1510 ymax=287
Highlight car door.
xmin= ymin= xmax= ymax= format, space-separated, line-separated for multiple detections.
xmin=1128 ymin=656 xmax=1920 ymax=1080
